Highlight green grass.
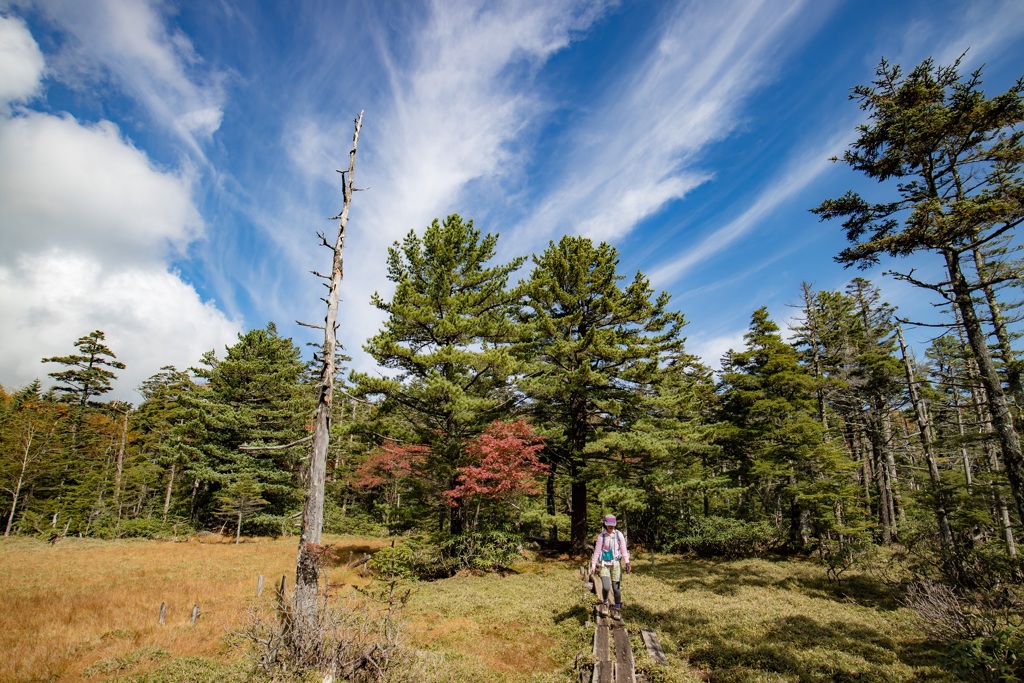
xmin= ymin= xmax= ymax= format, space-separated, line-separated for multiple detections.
xmin=621 ymin=554 xmax=954 ymax=682
xmin=399 ymin=552 xmax=956 ymax=683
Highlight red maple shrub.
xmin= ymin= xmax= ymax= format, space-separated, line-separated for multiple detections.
xmin=445 ymin=420 xmax=548 ymax=507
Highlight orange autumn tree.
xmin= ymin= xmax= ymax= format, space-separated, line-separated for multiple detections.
xmin=445 ymin=420 xmax=548 ymax=531
xmin=353 ymin=441 xmax=429 ymax=531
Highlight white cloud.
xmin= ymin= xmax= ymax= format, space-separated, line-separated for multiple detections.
xmin=647 ymin=128 xmax=849 ymax=288
xmin=367 ymin=0 xmax=613 ymax=244
xmin=0 ymin=251 xmax=239 ymax=401
xmin=29 ymin=0 xmax=226 ymax=156
xmin=0 ymin=112 xmax=202 ymax=268
xmin=688 ymin=328 xmax=748 ymax=372
xmin=0 ymin=23 xmax=238 ymax=400
xmin=304 ymin=0 xmax=615 ymax=373
xmin=0 ymin=14 xmax=43 ymax=104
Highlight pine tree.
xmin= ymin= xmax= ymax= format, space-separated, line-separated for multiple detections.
xmin=519 ymin=236 xmax=687 ymax=549
xmin=41 ymin=330 xmax=125 ymax=406
xmin=355 ymin=214 xmax=525 ymax=534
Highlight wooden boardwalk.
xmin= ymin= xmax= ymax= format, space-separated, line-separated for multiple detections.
xmin=591 ymin=604 xmax=635 ymax=683
xmin=578 ymin=566 xmax=667 ymax=682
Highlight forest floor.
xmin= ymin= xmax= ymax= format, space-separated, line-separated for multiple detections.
xmin=0 ymin=535 xmax=957 ymax=682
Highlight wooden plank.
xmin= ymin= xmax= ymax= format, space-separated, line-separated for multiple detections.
xmin=612 ymin=623 xmax=635 ymax=683
xmin=640 ymin=629 xmax=668 ymax=666
xmin=595 ymin=621 xmax=610 ymax=662
xmin=595 ymin=660 xmax=612 ymax=683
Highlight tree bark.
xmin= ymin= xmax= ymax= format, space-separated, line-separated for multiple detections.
xmin=163 ymin=461 xmax=175 ymax=520
xmin=973 ymin=246 xmax=1024 ymax=422
xmin=546 ymin=468 xmax=558 ymax=541
xmin=113 ymin=405 xmax=129 ymax=514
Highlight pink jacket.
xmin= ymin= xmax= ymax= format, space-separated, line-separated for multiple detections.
xmin=590 ymin=529 xmax=630 ymax=573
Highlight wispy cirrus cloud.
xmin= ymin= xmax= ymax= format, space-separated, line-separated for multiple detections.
xmin=515 ymin=0 xmax=827 ymax=249
xmin=307 ymin=0 xmax=617 ymax=371
xmin=366 ymin=0 xmax=615 ymax=246
xmin=27 ymin=0 xmax=226 ymax=160
xmin=647 ymin=129 xmax=847 ymax=288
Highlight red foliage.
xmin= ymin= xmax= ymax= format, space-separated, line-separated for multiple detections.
xmin=444 ymin=420 xmax=548 ymax=506
xmin=353 ymin=441 xmax=429 ymax=490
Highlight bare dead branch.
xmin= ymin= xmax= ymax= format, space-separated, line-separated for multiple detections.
xmin=239 ymin=435 xmax=313 ymax=452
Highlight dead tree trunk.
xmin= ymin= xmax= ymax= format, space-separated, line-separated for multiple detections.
xmin=291 ymin=111 xmax=363 ymax=667
xmin=896 ymin=325 xmax=955 ymax=555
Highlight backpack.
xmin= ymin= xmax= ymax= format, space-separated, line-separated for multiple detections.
xmin=600 ymin=530 xmax=621 ymax=563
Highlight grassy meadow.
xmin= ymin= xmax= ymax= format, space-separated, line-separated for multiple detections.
xmin=0 ymin=535 xmax=956 ymax=682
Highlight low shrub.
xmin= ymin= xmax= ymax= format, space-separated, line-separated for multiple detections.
xmin=116 ymin=517 xmax=192 ymax=540
xmin=368 ymin=540 xmax=425 ymax=580
xmin=435 ymin=530 xmax=523 ymax=575
xmin=668 ymin=516 xmax=776 ymax=558
xmin=368 ymin=531 xmax=524 ymax=580
xmin=326 ymin=510 xmax=389 ymax=537
xmin=242 ymin=513 xmax=293 ymax=538
xmin=948 ymin=626 xmax=1024 ymax=683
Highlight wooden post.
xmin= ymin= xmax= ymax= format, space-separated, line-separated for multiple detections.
xmin=257 ymin=574 xmax=264 ymax=597
xmin=190 ymin=603 xmax=199 ymax=625
xmin=276 ymin=574 xmax=287 ymax=621
xmin=158 ymin=602 xmax=166 ymax=625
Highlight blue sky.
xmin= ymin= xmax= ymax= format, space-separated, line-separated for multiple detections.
xmin=1 ymin=0 xmax=1023 ymax=402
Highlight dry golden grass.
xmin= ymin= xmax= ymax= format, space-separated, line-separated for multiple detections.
xmin=0 ymin=534 xmax=390 ymax=682
xmin=401 ymin=562 xmax=583 ymax=682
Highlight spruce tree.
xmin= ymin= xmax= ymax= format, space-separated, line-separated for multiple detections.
xmin=717 ymin=308 xmax=855 ymax=550
xmin=187 ymin=324 xmax=311 ymax=527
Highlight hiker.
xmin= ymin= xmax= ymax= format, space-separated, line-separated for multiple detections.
xmin=589 ymin=514 xmax=631 ymax=613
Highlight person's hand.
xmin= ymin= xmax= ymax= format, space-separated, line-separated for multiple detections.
xmin=626 ymin=563 xmax=632 ymax=573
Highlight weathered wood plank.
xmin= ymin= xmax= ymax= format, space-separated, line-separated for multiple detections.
xmin=595 ymin=620 xmax=610 ymax=662
xmin=640 ymin=629 xmax=668 ymax=666
xmin=612 ymin=622 xmax=635 ymax=683
xmin=595 ymin=660 xmax=612 ymax=683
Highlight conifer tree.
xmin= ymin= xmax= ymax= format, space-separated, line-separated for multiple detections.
xmin=355 ymin=215 xmax=525 ymax=534
xmin=135 ymin=366 xmax=198 ymax=520
xmin=41 ymin=330 xmax=125 ymax=406
xmin=519 ymin=236 xmax=687 ymax=549
xmin=187 ymin=324 xmax=311 ymax=526
xmin=813 ymin=55 xmax=1024 ymax=525
xmin=717 ymin=308 xmax=856 ymax=550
